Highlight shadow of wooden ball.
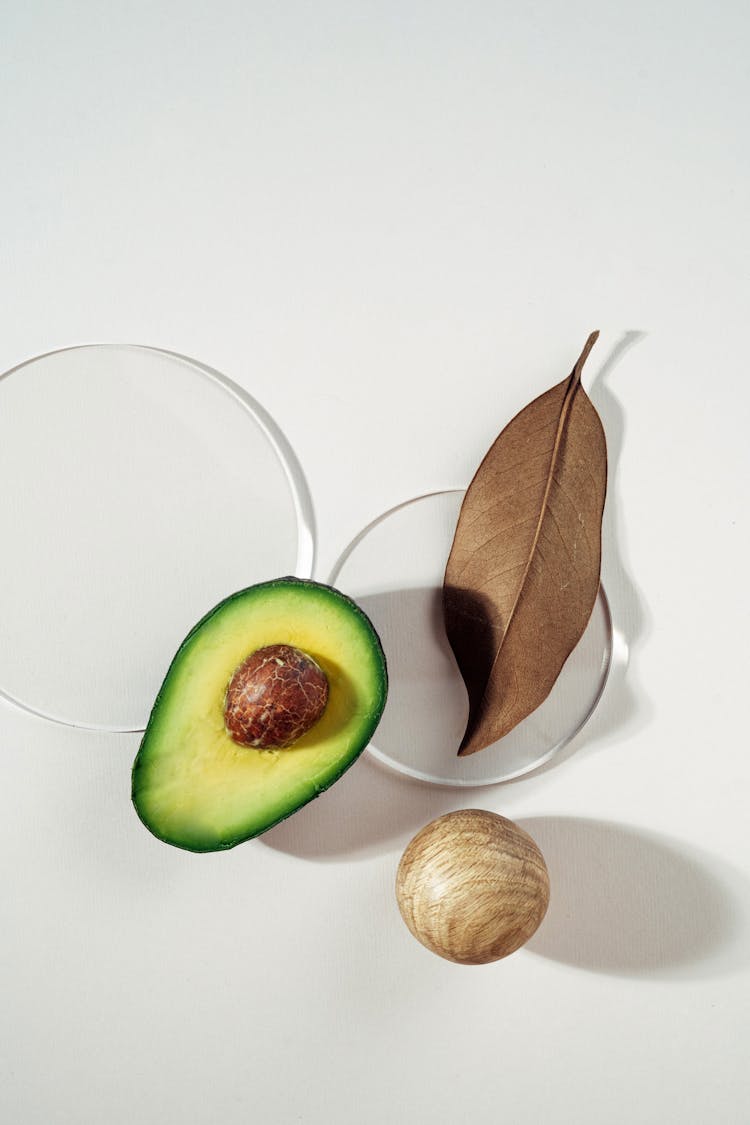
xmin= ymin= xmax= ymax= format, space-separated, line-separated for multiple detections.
xmin=518 ymin=817 xmax=747 ymax=977
xmin=396 ymin=810 xmax=550 ymax=964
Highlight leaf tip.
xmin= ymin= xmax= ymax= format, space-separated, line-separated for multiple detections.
xmin=457 ymin=731 xmax=482 ymax=757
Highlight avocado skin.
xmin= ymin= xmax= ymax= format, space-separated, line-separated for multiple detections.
xmin=131 ymin=577 xmax=388 ymax=852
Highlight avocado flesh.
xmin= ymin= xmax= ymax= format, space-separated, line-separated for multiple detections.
xmin=132 ymin=578 xmax=387 ymax=852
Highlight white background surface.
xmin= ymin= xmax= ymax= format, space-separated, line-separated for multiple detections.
xmin=1 ymin=3 xmax=749 ymax=1123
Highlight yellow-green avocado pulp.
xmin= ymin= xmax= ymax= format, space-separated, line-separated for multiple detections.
xmin=132 ymin=578 xmax=388 ymax=852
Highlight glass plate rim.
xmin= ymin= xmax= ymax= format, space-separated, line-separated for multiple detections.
xmin=329 ymin=487 xmax=613 ymax=788
xmin=0 ymin=342 xmax=316 ymax=733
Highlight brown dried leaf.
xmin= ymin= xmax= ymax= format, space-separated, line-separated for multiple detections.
xmin=443 ymin=332 xmax=607 ymax=755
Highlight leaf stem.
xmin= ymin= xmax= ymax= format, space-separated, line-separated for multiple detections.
xmin=570 ymin=330 xmax=600 ymax=390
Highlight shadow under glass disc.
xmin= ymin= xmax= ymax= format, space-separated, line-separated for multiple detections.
xmin=0 ymin=345 xmax=314 ymax=732
xmin=330 ymin=490 xmax=612 ymax=786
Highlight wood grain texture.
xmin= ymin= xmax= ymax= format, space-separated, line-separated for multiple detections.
xmin=396 ymin=810 xmax=550 ymax=965
xmin=444 ymin=332 xmax=607 ymax=755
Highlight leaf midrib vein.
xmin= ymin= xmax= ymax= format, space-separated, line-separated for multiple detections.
xmin=473 ymin=331 xmax=599 ymax=726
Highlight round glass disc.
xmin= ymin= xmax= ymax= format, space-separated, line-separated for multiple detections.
xmin=0 ymin=345 xmax=314 ymax=731
xmin=330 ymin=490 xmax=612 ymax=786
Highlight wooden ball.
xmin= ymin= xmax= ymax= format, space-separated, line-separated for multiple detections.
xmin=396 ymin=810 xmax=550 ymax=964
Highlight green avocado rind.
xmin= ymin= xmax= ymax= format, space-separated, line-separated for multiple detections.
xmin=131 ymin=577 xmax=387 ymax=853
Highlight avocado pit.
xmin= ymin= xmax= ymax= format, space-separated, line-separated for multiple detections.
xmin=224 ymin=643 xmax=329 ymax=749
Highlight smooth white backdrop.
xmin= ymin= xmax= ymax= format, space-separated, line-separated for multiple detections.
xmin=1 ymin=3 xmax=748 ymax=1123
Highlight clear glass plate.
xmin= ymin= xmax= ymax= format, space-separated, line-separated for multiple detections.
xmin=0 ymin=345 xmax=314 ymax=731
xmin=330 ymin=490 xmax=612 ymax=786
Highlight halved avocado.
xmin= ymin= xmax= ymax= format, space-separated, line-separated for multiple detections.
xmin=132 ymin=577 xmax=387 ymax=852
